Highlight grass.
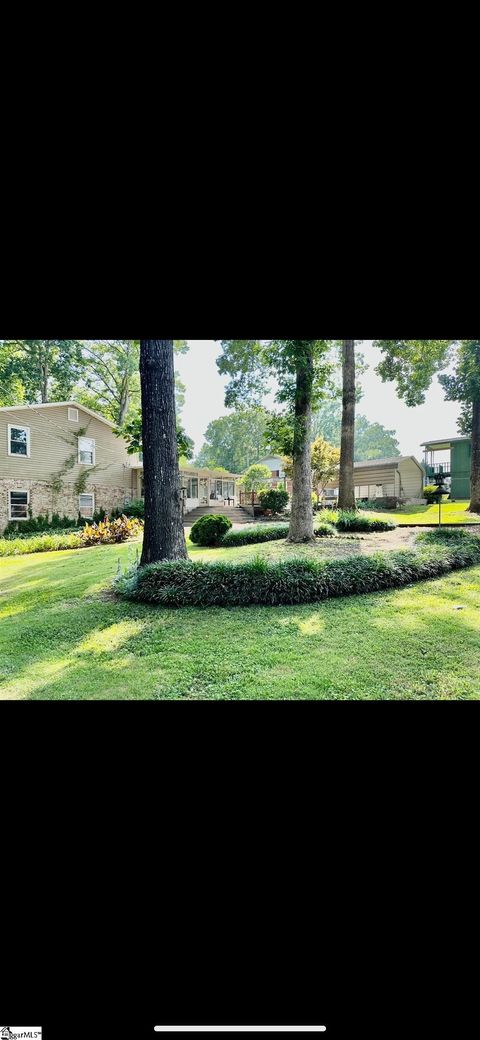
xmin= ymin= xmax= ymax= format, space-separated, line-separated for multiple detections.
xmin=1 ymin=536 xmax=480 ymax=699
xmin=379 ymin=500 xmax=480 ymax=525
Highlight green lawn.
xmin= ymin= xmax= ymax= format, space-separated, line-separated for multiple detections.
xmin=1 ymin=537 xmax=480 ymax=699
xmin=381 ymin=500 xmax=480 ymax=525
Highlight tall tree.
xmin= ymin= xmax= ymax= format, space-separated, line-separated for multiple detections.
xmin=195 ymin=406 xmax=272 ymax=472
xmin=0 ymin=339 xmax=84 ymax=402
xmin=374 ymin=339 xmax=480 ymax=513
xmin=139 ymin=340 xmax=188 ymax=566
xmin=75 ymin=339 xmax=188 ymax=426
xmin=217 ymin=340 xmax=332 ymax=542
xmin=338 ymin=340 xmax=356 ymax=509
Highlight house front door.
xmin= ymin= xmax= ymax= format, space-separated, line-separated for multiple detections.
xmin=199 ymin=478 xmax=208 ymax=505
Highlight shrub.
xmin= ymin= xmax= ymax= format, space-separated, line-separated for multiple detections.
xmin=314 ymin=521 xmax=336 ymax=537
xmin=116 ymin=533 xmax=480 ymax=608
xmin=335 ymin=510 xmax=396 ymax=533
xmin=314 ymin=508 xmax=339 ymax=525
xmin=189 ymin=514 xmax=232 ymax=546
xmin=258 ymin=488 xmax=289 ymax=514
xmin=3 ymin=513 xmax=80 ymax=537
xmin=80 ymin=515 xmax=142 ymax=546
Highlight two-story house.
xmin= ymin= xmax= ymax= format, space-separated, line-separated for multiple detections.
xmin=0 ymin=401 xmax=240 ymax=532
xmin=0 ymin=401 xmax=134 ymax=531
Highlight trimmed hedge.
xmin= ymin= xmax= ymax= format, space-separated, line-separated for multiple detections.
xmin=220 ymin=521 xmax=336 ymax=548
xmin=221 ymin=523 xmax=289 ymax=547
xmin=115 ymin=531 xmax=480 ymax=608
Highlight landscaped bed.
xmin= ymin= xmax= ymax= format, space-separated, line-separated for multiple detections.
xmin=2 ymin=535 xmax=480 ymax=699
xmin=117 ymin=529 xmax=480 ymax=608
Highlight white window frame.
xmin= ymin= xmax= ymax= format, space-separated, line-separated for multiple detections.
xmin=8 ymin=488 xmax=30 ymax=520
xmin=78 ymin=493 xmax=95 ymax=519
xmin=78 ymin=436 xmax=96 ymax=466
xmin=7 ymin=423 xmax=31 ymax=459
xmin=68 ymin=407 xmax=79 ymax=422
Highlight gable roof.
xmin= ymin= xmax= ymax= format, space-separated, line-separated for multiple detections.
xmin=353 ymin=455 xmax=424 ymax=471
xmin=0 ymin=400 xmax=116 ymax=429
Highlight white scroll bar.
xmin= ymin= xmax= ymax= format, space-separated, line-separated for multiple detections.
xmin=154 ymin=1029 xmax=326 ymax=1034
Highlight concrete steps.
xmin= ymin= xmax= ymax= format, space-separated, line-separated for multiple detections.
xmin=184 ymin=505 xmax=253 ymax=525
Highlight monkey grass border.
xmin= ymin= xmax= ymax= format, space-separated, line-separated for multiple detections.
xmin=115 ymin=533 xmax=480 ymax=609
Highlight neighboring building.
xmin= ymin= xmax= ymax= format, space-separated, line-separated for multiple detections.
xmin=0 ymin=401 xmax=240 ymax=531
xmin=421 ymin=437 xmax=471 ymax=499
xmin=324 ymin=455 xmax=424 ymax=503
xmin=256 ymin=454 xmax=288 ymax=480
xmin=0 ymin=401 xmax=133 ymax=531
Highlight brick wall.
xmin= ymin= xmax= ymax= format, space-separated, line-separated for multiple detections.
xmin=0 ymin=479 xmax=128 ymax=532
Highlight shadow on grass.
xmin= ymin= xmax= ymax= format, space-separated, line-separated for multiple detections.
xmin=3 ymin=570 xmax=479 ymax=700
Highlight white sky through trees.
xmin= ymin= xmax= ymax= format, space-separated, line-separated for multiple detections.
xmin=174 ymin=340 xmax=461 ymax=459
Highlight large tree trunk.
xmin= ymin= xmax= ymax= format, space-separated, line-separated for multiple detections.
xmin=469 ymin=397 xmax=480 ymax=513
xmin=288 ymin=344 xmax=315 ymax=543
xmin=139 ymin=340 xmax=188 ymax=566
xmin=338 ymin=339 xmax=356 ymax=510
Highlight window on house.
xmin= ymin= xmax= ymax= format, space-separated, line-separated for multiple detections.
xmin=9 ymin=490 xmax=29 ymax=519
xmin=271 ymin=470 xmax=280 ymax=478
xmin=68 ymin=407 xmax=79 ymax=422
xmin=78 ymin=436 xmax=95 ymax=465
xmin=79 ymin=493 xmax=95 ymax=519
xmin=187 ymin=477 xmax=198 ymax=499
xmin=8 ymin=424 xmax=30 ymax=457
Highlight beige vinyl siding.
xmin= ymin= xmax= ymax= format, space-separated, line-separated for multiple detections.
xmin=0 ymin=405 xmax=132 ymax=490
xmin=353 ymin=465 xmax=397 ymax=496
xmin=397 ymin=458 xmax=423 ymax=499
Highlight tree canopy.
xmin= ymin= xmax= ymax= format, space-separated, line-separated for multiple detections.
xmin=270 ymin=398 xmax=400 ymax=462
xmin=195 ymin=406 xmax=272 ymax=472
xmin=118 ymin=410 xmax=194 ymax=460
xmin=374 ymin=339 xmax=480 ymax=512
xmin=0 ymin=339 xmax=188 ymax=427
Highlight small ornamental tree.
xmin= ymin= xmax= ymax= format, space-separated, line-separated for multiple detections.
xmin=238 ymin=463 xmax=272 ymax=511
xmin=311 ymin=436 xmax=340 ymax=501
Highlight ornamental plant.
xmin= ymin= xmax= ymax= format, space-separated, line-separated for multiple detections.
xmin=189 ymin=514 xmax=232 ymax=546
xmin=81 ymin=515 xmax=142 ymax=546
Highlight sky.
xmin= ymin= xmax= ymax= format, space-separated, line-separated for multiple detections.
xmin=175 ymin=341 xmax=462 ymax=460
